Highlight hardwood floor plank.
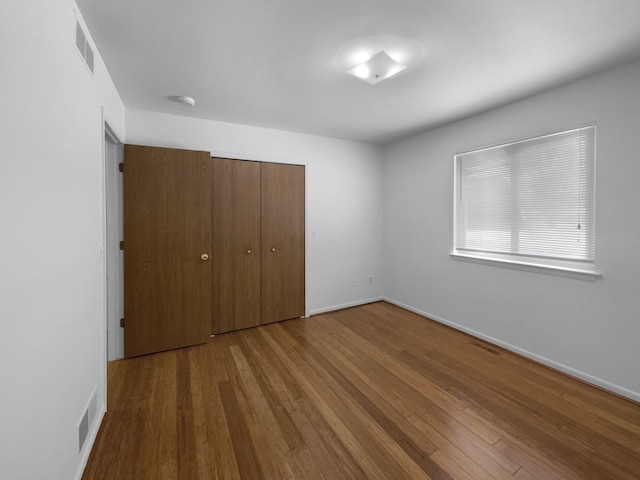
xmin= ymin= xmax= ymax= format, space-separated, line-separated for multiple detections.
xmin=258 ymin=325 xmax=415 ymax=480
xmin=228 ymin=344 xmax=298 ymax=480
xmin=197 ymin=345 xmax=241 ymax=480
xmin=308 ymin=314 xmax=520 ymax=477
xmin=492 ymin=438 xmax=575 ymax=480
xmin=457 ymin=407 xmax=504 ymax=445
xmin=290 ymin=319 xmax=442 ymax=456
xmin=289 ymin=314 xmax=523 ymax=479
xmin=241 ymin=329 xmax=368 ymax=480
xmin=293 ymin=449 xmax=325 ymax=480
xmin=218 ymin=380 xmax=266 ymax=480
xmin=514 ymin=467 xmax=546 ymax=480
xmin=285 ymin=322 xmax=448 ymax=480
xmin=83 ymin=302 xmax=640 ymax=480
xmin=337 ymin=307 xmax=638 ymax=479
xmin=235 ymin=335 xmax=307 ymax=454
xmin=399 ymin=348 xmax=630 ymax=480
xmin=176 ymin=351 xmax=199 ymax=480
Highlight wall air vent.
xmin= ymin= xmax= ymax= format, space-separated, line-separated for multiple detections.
xmin=78 ymin=387 xmax=99 ymax=453
xmin=88 ymin=391 xmax=97 ymax=427
xmin=75 ymin=19 xmax=94 ymax=75
xmin=78 ymin=409 xmax=89 ymax=452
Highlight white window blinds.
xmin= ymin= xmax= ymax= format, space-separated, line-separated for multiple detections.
xmin=454 ymin=125 xmax=596 ymax=267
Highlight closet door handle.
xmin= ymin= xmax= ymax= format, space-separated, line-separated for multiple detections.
xmin=246 ymin=249 xmax=252 ymax=254
xmin=200 ymin=254 xmax=209 ymax=261
xmin=271 ymin=247 xmax=277 ymax=253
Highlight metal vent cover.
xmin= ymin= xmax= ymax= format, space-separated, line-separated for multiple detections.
xmin=78 ymin=409 xmax=89 ymax=452
xmin=75 ymin=19 xmax=94 ymax=75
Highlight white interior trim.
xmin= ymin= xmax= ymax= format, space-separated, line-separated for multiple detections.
xmin=210 ymin=149 xmax=307 ymax=166
xmin=450 ymin=252 xmax=601 ymax=282
xmin=74 ymin=404 xmax=106 ymax=480
xmin=99 ymin=106 xmax=108 ymax=413
xmin=309 ymin=297 xmax=383 ymax=316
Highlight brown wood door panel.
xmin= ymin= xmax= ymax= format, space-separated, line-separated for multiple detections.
xmin=123 ymin=144 xmax=212 ymax=357
xmin=261 ymin=162 xmax=305 ymax=324
xmin=211 ymin=158 xmax=262 ymax=333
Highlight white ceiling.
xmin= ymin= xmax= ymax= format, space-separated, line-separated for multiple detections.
xmin=76 ymin=0 xmax=640 ymax=145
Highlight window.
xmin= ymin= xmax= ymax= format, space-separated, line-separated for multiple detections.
xmin=452 ymin=124 xmax=598 ymax=279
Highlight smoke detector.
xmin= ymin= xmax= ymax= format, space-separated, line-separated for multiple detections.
xmin=176 ymin=96 xmax=196 ymax=107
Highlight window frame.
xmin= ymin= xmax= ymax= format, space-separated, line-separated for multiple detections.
xmin=451 ymin=124 xmax=600 ymax=281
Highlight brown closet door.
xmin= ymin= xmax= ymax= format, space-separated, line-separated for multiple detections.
xmin=261 ymin=162 xmax=305 ymax=324
xmin=211 ymin=158 xmax=262 ymax=333
xmin=123 ymin=145 xmax=212 ymax=357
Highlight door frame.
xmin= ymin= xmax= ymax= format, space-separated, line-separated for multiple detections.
xmin=102 ymin=120 xmax=124 ymax=362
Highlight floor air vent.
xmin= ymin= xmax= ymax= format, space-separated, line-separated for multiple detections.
xmin=471 ymin=341 xmax=502 ymax=356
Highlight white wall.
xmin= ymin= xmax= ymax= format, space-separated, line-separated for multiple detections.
xmin=126 ymin=109 xmax=385 ymax=319
xmin=383 ymin=59 xmax=640 ymax=401
xmin=0 ymin=2 xmax=125 ymax=479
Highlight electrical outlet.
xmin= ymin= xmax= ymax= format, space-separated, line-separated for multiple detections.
xmin=369 ymin=276 xmax=374 ymax=284
xmin=352 ymin=277 xmax=356 ymax=287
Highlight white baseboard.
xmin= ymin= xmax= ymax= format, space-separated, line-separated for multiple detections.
xmin=383 ymin=297 xmax=640 ymax=404
xmin=310 ymin=297 xmax=383 ymax=316
xmin=74 ymin=402 xmax=106 ymax=480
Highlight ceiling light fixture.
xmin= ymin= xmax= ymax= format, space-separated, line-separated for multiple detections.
xmin=347 ymin=51 xmax=406 ymax=85
xmin=333 ymin=35 xmax=425 ymax=86
xmin=176 ymin=95 xmax=196 ymax=107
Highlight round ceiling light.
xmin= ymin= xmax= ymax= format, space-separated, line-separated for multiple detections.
xmin=176 ymin=95 xmax=196 ymax=107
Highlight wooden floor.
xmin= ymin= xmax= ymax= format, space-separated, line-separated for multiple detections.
xmin=83 ymin=302 xmax=640 ymax=480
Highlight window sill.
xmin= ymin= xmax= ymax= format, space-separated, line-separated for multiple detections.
xmin=450 ymin=251 xmax=601 ymax=282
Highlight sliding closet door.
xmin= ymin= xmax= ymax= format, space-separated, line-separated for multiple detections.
xmin=261 ymin=162 xmax=305 ymax=324
xmin=123 ymin=145 xmax=212 ymax=357
xmin=211 ymin=158 xmax=262 ymax=333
